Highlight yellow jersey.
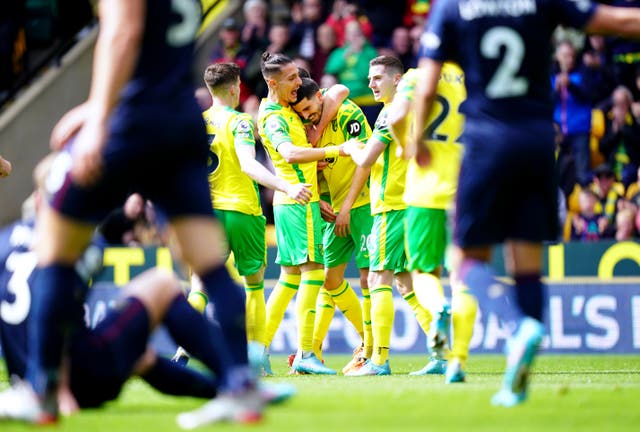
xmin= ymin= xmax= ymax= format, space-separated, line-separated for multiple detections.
xmin=203 ymin=105 xmax=262 ymax=216
xmin=400 ymin=64 xmax=466 ymax=209
xmin=258 ymin=99 xmax=319 ymax=205
xmin=370 ymin=103 xmax=408 ymax=215
xmin=317 ymin=97 xmax=372 ymax=212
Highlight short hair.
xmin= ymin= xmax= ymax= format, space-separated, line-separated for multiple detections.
xmin=203 ymin=63 xmax=240 ymax=90
xmin=293 ymin=78 xmax=320 ymax=105
xmin=260 ymin=51 xmax=295 ymax=79
xmin=298 ymin=67 xmax=311 ymax=79
xmin=370 ymin=55 xmax=404 ymax=76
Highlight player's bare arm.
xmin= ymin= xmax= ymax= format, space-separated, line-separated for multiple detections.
xmin=335 ymin=165 xmax=370 ymax=237
xmin=585 ymin=5 xmax=640 ymax=37
xmin=71 ymin=0 xmax=145 ymax=186
xmin=235 ymin=144 xmax=312 ymax=204
xmin=342 ymin=137 xmax=386 ymax=168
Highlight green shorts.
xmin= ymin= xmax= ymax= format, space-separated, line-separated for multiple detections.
xmin=368 ymin=210 xmax=407 ymax=274
xmin=404 ymin=206 xmax=447 ymax=273
xmin=324 ymin=203 xmax=372 ymax=269
xmin=273 ymin=202 xmax=324 ymax=266
xmin=215 ymin=209 xmax=266 ymax=276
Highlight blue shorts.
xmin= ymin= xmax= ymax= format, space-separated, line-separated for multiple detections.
xmin=48 ymin=100 xmax=212 ymax=223
xmin=454 ymin=119 xmax=558 ymax=247
xmin=69 ymin=297 xmax=150 ymax=408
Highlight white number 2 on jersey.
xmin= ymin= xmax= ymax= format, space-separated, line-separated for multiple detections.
xmin=167 ymin=0 xmax=201 ymax=47
xmin=480 ymin=26 xmax=529 ymax=99
xmin=1 ymin=251 xmax=36 ymax=325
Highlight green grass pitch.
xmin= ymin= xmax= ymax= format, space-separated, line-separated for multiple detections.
xmin=1 ymin=354 xmax=639 ymax=431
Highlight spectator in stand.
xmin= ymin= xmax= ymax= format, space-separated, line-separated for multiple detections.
xmin=403 ymin=0 xmax=430 ymax=28
xmin=598 ymin=86 xmax=640 ymax=189
xmin=310 ymin=23 xmax=337 ymax=82
xmin=553 ymin=39 xmax=595 ymax=188
xmin=241 ymin=0 xmax=269 ymax=58
xmin=0 ymin=0 xmax=26 ymax=98
xmin=592 ymin=163 xmax=623 ymax=238
xmin=582 ymin=35 xmax=615 ymax=108
xmin=608 ymin=0 xmax=640 ymax=100
xmin=615 ymin=207 xmax=638 ymax=239
xmin=209 ymin=17 xmax=256 ymax=113
xmin=325 ymin=0 xmax=373 ymax=47
xmin=357 ymin=0 xmax=405 ymax=48
xmin=289 ymin=0 xmax=326 ymax=62
xmin=627 ymin=166 xmax=640 ymax=207
xmin=246 ymin=22 xmax=299 ymax=99
xmin=381 ymin=26 xmax=417 ymax=69
xmin=571 ymin=188 xmax=603 ymax=241
xmin=324 ymin=20 xmax=379 ymax=126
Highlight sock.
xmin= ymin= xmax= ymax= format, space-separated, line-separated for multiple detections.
xmin=450 ymin=284 xmax=478 ymax=367
xmin=459 ymin=259 xmax=523 ymax=331
xmin=187 ymin=290 xmax=208 ymax=314
xmin=312 ymin=288 xmax=335 ymax=359
xmin=142 ymin=357 xmax=218 ymax=398
xmin=331 ymin=280 xmax=364 ymax=339
xmin=402 ymin=291 xmax=432 ymax=337
xmin=361 ymin=287 xmax=373 ymax=359
xmin=264 ymin=273 xmax=300 ymax=347
xmin=164 ymin=294 xmax=232 ymax=379
xmin=412 ymin=271 xmax=446 ymax=318
xmin=197 ymin=265 xmax=248 ymax=366
xmin=514 ymin=274 xmax=546 ymax=322
xmin=26 ymin=265 xmax=87 ymax=401
xmin=297 ymin=269 xmax=324 ymax=354
xmin=370 ymin=285 xmax=394 ymax=365
xmin=245 ymin=281 xmax=266 ymax=345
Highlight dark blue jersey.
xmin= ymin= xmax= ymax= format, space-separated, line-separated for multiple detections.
xmin=419 ymin=0 xmax=597 ymax=122
xmin=120 ymin=0 xmax=202 ymax=104
xmin=0 ymin=220 xmax=36 ymax=378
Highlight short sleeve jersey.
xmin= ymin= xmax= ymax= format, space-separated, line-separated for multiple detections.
xmin=258 ymin=99 xmax=319 ymax=205
xmin=419 ymin=0 xmax=596 ymax=123
xmin=317 ymin=97 xmax=372 ymax=212
xmin=203 ymin=105 xmax=262 ymax=216
xmin=370 ymin=104 xmax=408 ymax=215
xmin=400 ymin=64 xmax=466 ymax=209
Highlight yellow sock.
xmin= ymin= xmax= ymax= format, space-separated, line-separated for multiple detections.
xmin=187 ymin=290 xmax=208 ymax=314
xmin=245 ymin=281 xmax=266 ymax=345
xmin=403 ymin=291 xmax=432 ymax=336
xmin=331 ymin=280 xmax=364 ymax=339
xmin=297 ymin=269 xmax=324 ymax=353
xmin=264 ymin=273 xmax=300 ymax=347
xmin=370 ymin=285 xmax=394 ymax=365
xmin=312 ymin=288 xmax=335 ymax=359
xmin=361 ymin=287 xmax=373 ymax=359
xmin=451 ymin=285 xmax=478 ymax=367
xmin=412 ymin=271 xmax=446 ymax=317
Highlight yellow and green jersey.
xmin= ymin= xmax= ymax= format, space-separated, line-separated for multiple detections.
xmin=317 ymin=97 xmax=372 ymax=212
xmin=258 ymin=99 xmax=319 ymax=205
xmin=370 ymin=103 xmax=408 ymax=215
xmin=203 ymin=105 xmax=262 ymax=216
xmin=401 ymin=64 xmax=466 ymax=209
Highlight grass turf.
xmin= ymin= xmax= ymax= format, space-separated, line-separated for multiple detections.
xmin=1 ymin=354 xmax=639 ymax=431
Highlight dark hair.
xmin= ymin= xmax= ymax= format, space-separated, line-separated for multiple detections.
xmin=203 ymin=63 xmax=240 ymax=90
xmin=370 ymin=55 xmax=404 ymax=76
xmin=298 ymin=67 xmax=311 ymax=79
xmin=260 ymin=51 xmax=295 ymax=79
xmin=293 ymin=77 xmax=320 ymax=105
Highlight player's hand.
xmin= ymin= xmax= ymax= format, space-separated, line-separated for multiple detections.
xmin=0 ymin=156 xmax=11 ymax=178
xmin=286 ymin=182 xmax=312 ymax=204
xmin=319 ymin=199 xmax=336 ymax=223
xmin=306 ymin=124 xmax=321 ymax=147
xmin=317 ymin=160 xmax=329 ymax=171
xmin=415 ymin=144 xmax=432 ymax=167
xmin=70 ymin=118 xmax=108 ymax=186
xmin=341 ymin=139 xmax=360 ymax=156
xmin=335 ymin=210 xmax=351 ymax=237
xmin=50 ymin=103 xmax=88 ymax=150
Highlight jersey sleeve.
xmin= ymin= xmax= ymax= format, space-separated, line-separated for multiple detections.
xmin=371 ymin=109 xmax=394 ymax=146
xmin=262 ymin=113 xmax=291 ymax=151
xmin=418 ymin=0 xmax=458 ymax=62
xmin=550 ymin=0 xmax=597 ymax=30
xmin=231 ymin=113 xmax=256 ymax=147
xmin=338 ymin=102 xmax=371 ymax=144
